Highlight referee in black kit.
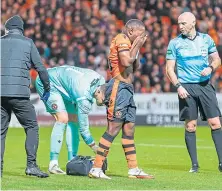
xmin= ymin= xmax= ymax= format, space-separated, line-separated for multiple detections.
xmin=1 ymin=15 xmax=50 ymax=178
xmin=166 ymin=12 xmax=222 ymax=173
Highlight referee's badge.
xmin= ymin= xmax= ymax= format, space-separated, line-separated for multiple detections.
xmin=201 ymin=47 xmax=207 ymax=57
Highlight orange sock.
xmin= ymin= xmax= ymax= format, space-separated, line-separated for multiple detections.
xmin=93 ymin=132 xmax=115 ymax=168
xmin=122 ymin=134 xmax=138 ymax=169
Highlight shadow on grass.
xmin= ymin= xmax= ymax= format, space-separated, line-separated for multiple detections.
xmin=3 ymin=171 xmax=26 ymax=177
xmin=18 ymin=166 xmax=48 ymax=172
xmin=106 ymin=173 xmax=127 ymax=178
xmin=146 ymin=163 xmax=186 ymax=171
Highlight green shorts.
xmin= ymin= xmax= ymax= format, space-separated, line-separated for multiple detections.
xmin=35 ymin=77 xmax=77 ymax=114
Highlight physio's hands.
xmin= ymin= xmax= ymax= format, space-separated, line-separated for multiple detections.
xmin=90 ymin=143 xmax=99 ymax=154
xmin=92 ymin=145 xmax=99 ymax=154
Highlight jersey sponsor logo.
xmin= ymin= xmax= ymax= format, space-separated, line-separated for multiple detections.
xmin=119 ymin=43 xmax=128 ymax=47
xmin=90 ymin=78 xmax=100 ymax=88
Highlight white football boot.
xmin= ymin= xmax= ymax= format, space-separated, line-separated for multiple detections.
xmin=48 ymin=160 xmax=65 ymax=174
xmin=88 ymin=168 xmax=111 ymax=179
xmin=128 ymin=167 xmax=154 ymax=179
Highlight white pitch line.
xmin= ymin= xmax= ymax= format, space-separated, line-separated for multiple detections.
xmin=112 ymin=143 xmax=214 ymax=150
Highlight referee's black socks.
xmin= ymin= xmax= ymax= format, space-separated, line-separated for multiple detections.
xmin=211 ymin=127 xmax=222 ymax=164
xmin=185 ymin=130 xmax=198 ymax=166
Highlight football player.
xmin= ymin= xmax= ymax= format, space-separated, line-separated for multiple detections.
xmin=35 ymin=66 xmax=105 ymax=174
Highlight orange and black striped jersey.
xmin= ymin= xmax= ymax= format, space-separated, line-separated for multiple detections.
xmin=108 ymin=33 xmax=132 ymax=78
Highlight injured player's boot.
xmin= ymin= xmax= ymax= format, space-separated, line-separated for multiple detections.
xmin=128 ymin=167 xmax=154 ymax=179
xmin=88 ymin=167 xmax=111 ymax=179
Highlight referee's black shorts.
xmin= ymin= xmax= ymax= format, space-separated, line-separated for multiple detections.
xmin=179 ymin=80 xmax=221 ymax=121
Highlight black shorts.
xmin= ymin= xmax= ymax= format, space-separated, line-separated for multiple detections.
xmin=179 ymin=80 xmax=221 ymax=121
xmin=104 ymin=79 xmax=136 ymax=123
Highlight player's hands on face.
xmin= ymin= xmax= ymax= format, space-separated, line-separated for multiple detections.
xmin=140 ymin=31 xmax=148 ymax=44
xmin=177 ymin=86 xmax=190 ymax=99
xmin=200 ymin=67 xmax=213 ymax=76
xmin=137 ymin=33 xmax=147 ymax=47
xmin=132 ymin=32 xmax=147 ymax=47
xmin=131 ymin=35 xmax=141 ymax=47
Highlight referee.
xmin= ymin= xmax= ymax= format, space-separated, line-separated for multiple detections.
xmin=166 ymin=12 xmax=222 ymax=173
xmin=1 ymin=15 xmax=50 ymax=177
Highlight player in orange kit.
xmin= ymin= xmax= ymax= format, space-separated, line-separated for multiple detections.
xmin=89 ymin=19 xmax=154 ymax=179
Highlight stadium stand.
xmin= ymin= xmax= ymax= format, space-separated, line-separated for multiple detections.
xmin=1 ymin=0 xmax=222 ymax=93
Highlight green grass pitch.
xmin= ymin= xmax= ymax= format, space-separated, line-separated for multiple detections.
xmin=1 ymin=126 xmax=222 ymax=190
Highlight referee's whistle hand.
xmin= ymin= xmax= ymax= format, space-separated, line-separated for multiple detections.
xmin=200 ymin=67 xmax=212 ymax=76
xmin=177 ymin=86 xmax=190 ymax=99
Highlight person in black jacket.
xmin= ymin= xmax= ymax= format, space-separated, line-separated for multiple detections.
xmin=1 ymin=15 xmax=50 ymax=178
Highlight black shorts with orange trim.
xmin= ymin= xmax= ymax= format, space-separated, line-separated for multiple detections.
xmin=104 ymin=79 xmax=136 ymax=123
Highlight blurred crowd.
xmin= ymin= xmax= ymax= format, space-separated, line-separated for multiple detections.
xmin=1 ymin=0 xmax=222 ymax=93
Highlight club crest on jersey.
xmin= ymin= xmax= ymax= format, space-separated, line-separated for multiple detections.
xmin=115 ymin=111 xmax=122 ymax=118
xmin=51 ymin=103 xmax=58 ymax=110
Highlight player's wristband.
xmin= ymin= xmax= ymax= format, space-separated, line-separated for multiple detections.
xmin=208 ymin=65 xmax=214 ymax=72
xmin=175 ymin=82 xmax=182 ymax=90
